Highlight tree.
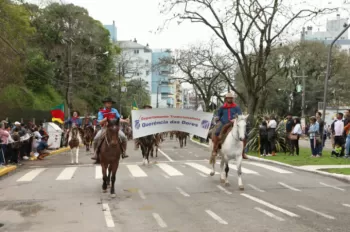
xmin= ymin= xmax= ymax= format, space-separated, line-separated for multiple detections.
xmin=160 ymin=0 xmax=335 ymax=119
xmin=162 ymin=43 xmax=228 ymax=112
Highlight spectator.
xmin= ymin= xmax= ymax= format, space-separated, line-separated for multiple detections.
xmin=32 ymin=127 xmax=42 ymax=154
xmin=37 ymin=135 xmax=52 ymax=160
xmin=309 ymin=117 xmax=320 ymax=157
xmin=0 ymin=122 xmax=10 ymax=165
xmin=316 ymin=112 xmax=325 ymax=155
xmin=331 ymin=143 xmax=342 ymax=158
xmin=285 ymin=113 xmax=295 ymax=155
xmin=267 ymin=115 xmax=277 ymax=156
xmin=259 ymin=121 xmax=268 ymax=157
xmin=331 ymin=113 xmax=345 ymax=157
xmin=344 ymin=109 xmax=350 ymax=158
xmin=291 ymin=118 xmax=302 ymax=156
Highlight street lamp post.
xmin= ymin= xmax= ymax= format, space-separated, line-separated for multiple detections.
xmin=322 ymin=23 xmax=350 ymax=144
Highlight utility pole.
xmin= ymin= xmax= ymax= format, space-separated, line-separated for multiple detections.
xmin=298 ymin=27 xmax=308 ymax=117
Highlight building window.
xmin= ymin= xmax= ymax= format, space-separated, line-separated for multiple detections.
xmin=134 ymin=50 xmax=139 ymax=54
xmin=145 ymin=59 xmax=149 ymax=63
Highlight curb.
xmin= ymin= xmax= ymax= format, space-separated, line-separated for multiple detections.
xmin=0 ymin=165 xmax=17 ymax=177
xmin=189 ymin=138 xmax=350 ymax=183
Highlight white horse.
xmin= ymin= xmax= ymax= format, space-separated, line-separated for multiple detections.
xmin=210 ymin=114 xmax=249 ymax=190
xmin=67 ymin=126 xmax=84 ymax=164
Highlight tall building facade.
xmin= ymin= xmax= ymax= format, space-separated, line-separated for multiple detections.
xmin=103 ymin=21 xmax=117 ymax=42
xmin=304 ymin=14 xmax=350 ymax=52
xmin=151 ymin=49 xmax=175 ymax=108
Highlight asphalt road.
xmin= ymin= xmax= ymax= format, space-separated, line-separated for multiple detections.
xmin=0 ymin=136 xmax=349 ymax=232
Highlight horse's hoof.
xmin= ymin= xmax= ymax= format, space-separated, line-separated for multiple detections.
xmin=220 ymin=178 xmax=225 ymax=183
xmin=239 ymin=186 xmax=244 ymax=191
xmin=111 ymin=194 xmax=116 ymax=198
xmin=225 ymin=182 xmax=230 ymax=187
xmin=210 ymin=171 xmax=215 ymax=176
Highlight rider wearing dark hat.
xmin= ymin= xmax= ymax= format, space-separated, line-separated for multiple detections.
xmin=91 ymin=97 xmax=130 ymax=163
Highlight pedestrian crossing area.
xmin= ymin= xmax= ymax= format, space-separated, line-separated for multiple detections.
xmin=14 ymin=161 xmax=294 ymax=182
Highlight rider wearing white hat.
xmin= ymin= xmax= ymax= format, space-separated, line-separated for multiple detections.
xmin=211 ymin=92 xmax=248 ymax=159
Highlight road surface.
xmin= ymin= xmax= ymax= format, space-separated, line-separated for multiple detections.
xmin=0 ymin=137 xmax=349 ymax=232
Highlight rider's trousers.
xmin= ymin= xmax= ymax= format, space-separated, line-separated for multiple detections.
xmin=93 ymin=127 xmax=127 ymax=144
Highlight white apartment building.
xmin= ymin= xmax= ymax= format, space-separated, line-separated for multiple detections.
xmin=116 ymin=39 xmax=153 ymax=93
xmin=304 ymin=14 xmax=350 ymax=52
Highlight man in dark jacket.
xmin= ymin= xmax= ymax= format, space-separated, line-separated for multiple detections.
xmin=212 ymin=93 xmax=247 ymax=159
xmin=285 ymin=113 xmax=294 ymax=154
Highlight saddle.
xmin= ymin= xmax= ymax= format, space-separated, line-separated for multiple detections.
xmin=212 ymin=123 xmax=233 ymax=150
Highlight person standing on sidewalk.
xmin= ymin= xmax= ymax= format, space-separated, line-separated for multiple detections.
xmin=344 ymin=109 xmax=350 ymax=158
xmin=0 ymin=122 xmax=10 ymax=165
xmin=291 ymin=118 xmax=302 ymax=156
xmin=285 ymin=113 xmax=295 ymax=155
xmin=267 ymin=115 xmax=277 ymax=156
xmin=316 ymin=112 xmax=325 ymax=156
xmin=309 ymin=117 xmax=320 ymax=157
xmin=331 ymin=113 xmax=345 ymax=157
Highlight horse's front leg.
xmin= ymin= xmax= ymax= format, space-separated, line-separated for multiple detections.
xmin=70 ymin=149 xmax=74 ymax=164
xmin=107 ymin=166 xmax=111 ymax=187
xmin=224 ymin=162 xmax=230 ymax=186
xmin=220 ymin=159 xmax=226 ymax=183
xmin=101 ymin=164 xmax=108 ymax=193
xmin=210 ymin=155 xmax=216 ymax=176
xmin=236 ymin=154 xmax=244 ymax=190
xmin=75 ymin=147 xmax=79 ymax=164
xmin=110 ymin=163 xmax=119 ymax=198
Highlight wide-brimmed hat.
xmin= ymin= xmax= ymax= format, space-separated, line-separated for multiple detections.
xmin=143 ymin=104 xmax=153 ymax=109
xmin=102 ymin=97 xmax=116 ymax=104
xmin=225 ymin=92 xmax=234 ymax=98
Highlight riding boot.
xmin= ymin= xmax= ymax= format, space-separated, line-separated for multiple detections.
xmin=121 ymin=140 xmax=128 ymax=159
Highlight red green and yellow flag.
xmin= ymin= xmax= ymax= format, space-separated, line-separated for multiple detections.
xmin=132 ymin=99 xmax=138 ymax=110
xmin=51 ymin=104 xmax=64 ymax=124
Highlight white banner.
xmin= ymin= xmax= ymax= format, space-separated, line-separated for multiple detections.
xmin=131 ymin=108 xmax=213 ymax=139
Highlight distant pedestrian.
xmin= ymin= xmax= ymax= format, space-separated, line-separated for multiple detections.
xmin=291 ymin=118 xmax=302 ymax=156
xmin=259 ymin=121 xmax=268 ymax=156
xmin=308 ymin=117 xmax=320 ymax=157
xmin=285 ymin=113 xmax=295 ymax=155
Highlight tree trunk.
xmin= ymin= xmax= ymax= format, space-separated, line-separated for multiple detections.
xmin=247 ymin=94 xmax=258 ymax=124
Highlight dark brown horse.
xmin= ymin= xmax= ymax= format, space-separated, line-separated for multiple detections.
xmin=124 ymin=125 xmax=132 ymax=140
xmin=139 ymin=135 xmax=154 ymax=165
xmin=176 ymin=131 xmax=189 ymax=148
xmin=99 ymin=119 xmax=121 ymax=197
xmin=151 ymin=133 xmax=163 ymax=158
xmin=83 ymin=125 xmax=94 ymax=152
xmin=169 ymin=131 xmax=176 ymax=140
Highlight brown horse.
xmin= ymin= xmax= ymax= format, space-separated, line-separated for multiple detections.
xmin=99 ymin=118 xmax=122 ymax=197
xmin=124 ymin=125 xmax=133 ymax=140
xmin=176 ymin=131 xmax=189 ymax=148
xmin=67 ymin=127 xmax=84 ymax=164
xmin=83 ymin=125 xmax=94 ymax=152
xmin=169 ymin=131 xmax=176 ymax=140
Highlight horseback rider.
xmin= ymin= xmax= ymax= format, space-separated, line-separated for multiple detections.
xmin=91 ymin=97 xmax=130 ymax=163
xmin=65 ymin=111 xmax=82 ymax=128
xmin=212 ymin=92 xmax=248 ymax=159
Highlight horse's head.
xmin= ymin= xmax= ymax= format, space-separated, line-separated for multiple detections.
xmin=106 ymin=118 xmax=120 ymax=145
xmin=233 ymin=114 xmax=249 ymax=141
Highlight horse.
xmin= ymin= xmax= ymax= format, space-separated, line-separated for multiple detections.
xmin=176 ymin=131 xmax=188 ymax=148
xmin=83 ymin=125 xmax=94 ymax=152
xmin=124 ymin=125 xmax=133 ymax=140
xmin=210 ymin=114 xmax=249 ymax=190
xmin=169 ymin=131 xmax=176 ymax=140
xmin=138 ymin=135 xmax=154 ymax=165
xmin=99 ymin=118 xmax=122 ymax=197
xmin=151 ymin=133 xmax=163 ymax=158
xmin=67 ymin=127 xmax=84 ymax=164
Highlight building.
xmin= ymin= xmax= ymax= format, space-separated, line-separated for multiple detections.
xmin=116 ymin=39 xmax=153 ymax=95
xmin=151 ymin=49 xmax=175 ymax=108
xmin=103 ymin=21 xmax=117 ymax=42
xmin=304 ymin=14 xmax=350 ymax=52
xmin=175 ymin=80 xmax=182 ymax=108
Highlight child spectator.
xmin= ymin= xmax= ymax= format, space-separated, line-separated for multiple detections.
xmin=37 ymin=136 xmax=52 ymax=160
xmin=331 ymin=143 xmax=342 ymax=158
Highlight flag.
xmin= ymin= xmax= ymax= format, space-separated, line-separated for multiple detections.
xmin=51 ymin=104 xmax=64 ymax=124
xmin=132 ymin=99 xmax=138 ymax=110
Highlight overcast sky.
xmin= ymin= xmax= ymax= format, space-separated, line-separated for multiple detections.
xmin=27 ymin=0 xmax=350 ymax=50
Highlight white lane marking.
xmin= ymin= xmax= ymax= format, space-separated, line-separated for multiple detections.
xmin=95 ymin=166 xmax=102 ymax=179
xmin=342 ymin=204 xmax=350 ymax=208
xmin=138 ymin=190 xmax=146 ymax=199
xmin=156 ymin=163 xmax=183 ymax=176
xmin=56 ymin=167 xmax=77 ymax=180
xmin=194 ymin=155 xmax=199 ymax=157
xmin=278 ymin=182 xmax=301 ymax=192
xmin=217 ymin=185 xmax=232 ymax=195
xmin=228 ymin=163 xmax=259 ymax=175
xmin=197 ymin=172 xmax=208 ymax=177
xmin=205 ymin=210 xmax=228 ymax=225
xmin=297 ymin=205 xmax=335 ymax=220
xmin=255 ymin=207 xmax=284 ymax=221
xmin=248 ymin=184 xmax=265 ymax=193
xmin=176 ymin=187 xmax=190 ymax=197
xmin=247 ymin=162 xmax=293 ymax=174
xmin=17 ymin=168 xmax=46 ymax=182
xmin=320 ymin=182 xmax=345 ymax=192
xmin=126 ymin=165 xmax=147 ymax=177
xmin=152 ymin=213 xmax=167 ymax=228
xmin=162 ymin=174 xmax=170 ymax=179
xmin=241 ymin=193 xmax=299 ymax=217
xmin=186 ymin=162 xmax=219 ymax=175
xmin=102 ymin=203 xmax=115 ymax=227
xmin=158 ymin=149 xmax=174 ymax=162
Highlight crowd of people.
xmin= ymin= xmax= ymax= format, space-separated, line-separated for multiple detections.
xmin=0 ymin=120 xmax=51 ymax=166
